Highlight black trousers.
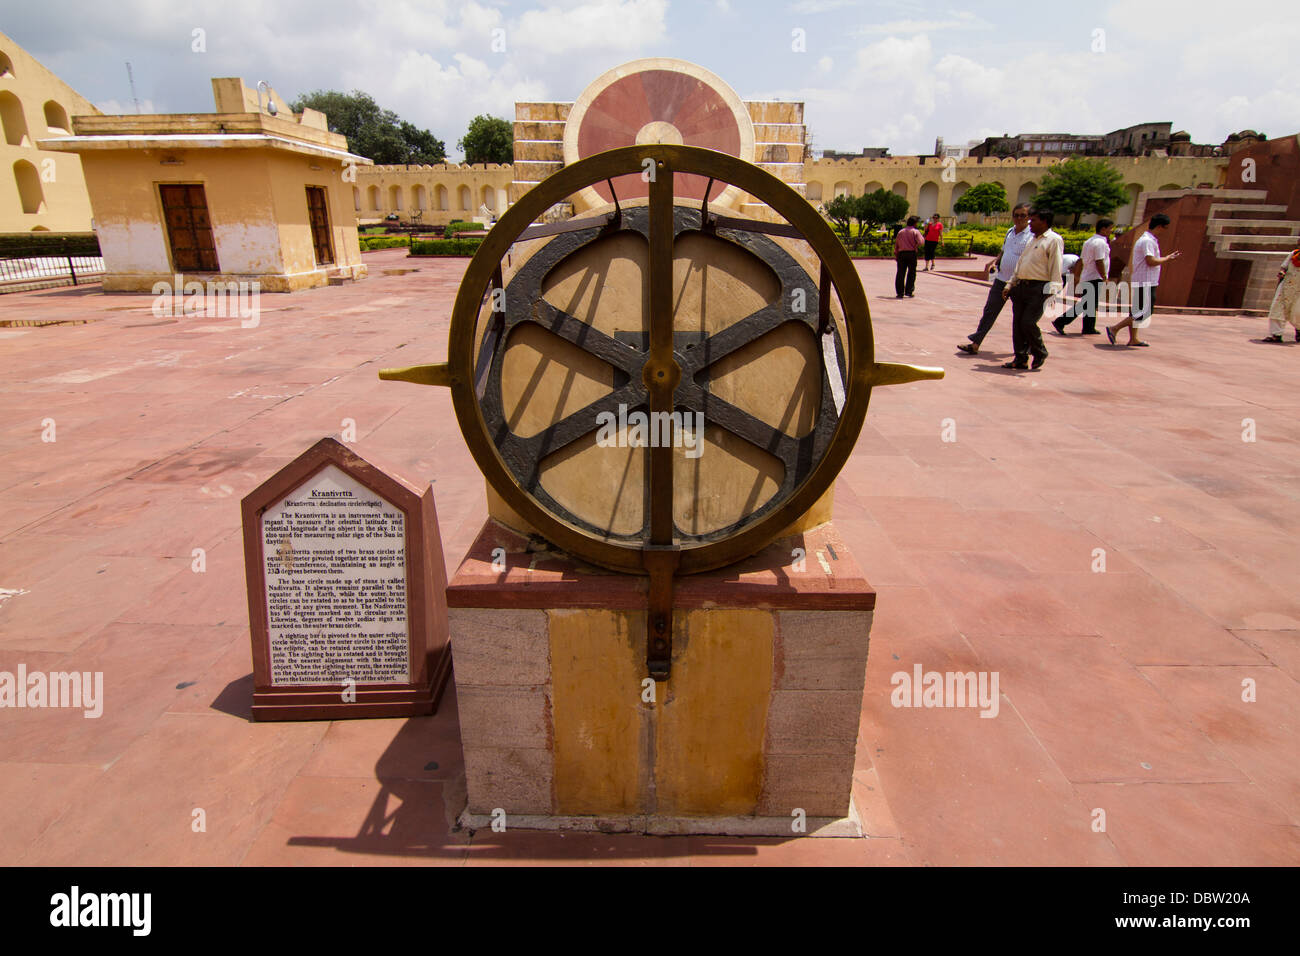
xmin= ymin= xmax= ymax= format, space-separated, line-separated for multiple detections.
xmin=968 ymin=278 xmax=1008 ymax=345
xmin=1059 ymin=278 xmax=1100 ymax=333
xmin=1009 ymin=280 xmax=1050 ymax=363
xmin=923 ymin=239 xmax=938 ymax=263
xmin=895 ymin=251 xmax=917 ymax=296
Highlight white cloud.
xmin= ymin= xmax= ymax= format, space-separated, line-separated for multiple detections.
xmin=788 ymin=0 xmax=865 ymax=13
xmin=8 ymin=0 xmax=1298 ymax=161
xmin=513 ymin=0 xmax=668 ymax=54
xmin=94 ymin=98 xmax=157 ymax=115
xmin=853 ymin=14 xmax=991 ymax=36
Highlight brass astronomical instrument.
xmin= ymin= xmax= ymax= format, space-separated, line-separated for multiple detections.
xmin=382 ymin=144 xmax=942 ymax=678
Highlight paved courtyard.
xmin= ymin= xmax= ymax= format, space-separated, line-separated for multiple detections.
xmin=0 ymin=248 xmax=1296 ymax=866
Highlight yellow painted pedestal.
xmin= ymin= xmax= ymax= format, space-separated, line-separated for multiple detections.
xmin=446 ymin=519 xmax=875 ymax=836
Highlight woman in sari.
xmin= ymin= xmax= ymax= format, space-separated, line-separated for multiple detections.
xmin=1264 ymin=247 xmax=1300 ymax=343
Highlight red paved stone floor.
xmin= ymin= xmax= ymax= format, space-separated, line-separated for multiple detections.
xmin=0 ymin=249 xmax=1296 ymax=865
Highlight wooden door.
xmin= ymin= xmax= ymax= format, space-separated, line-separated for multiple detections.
xmin=159 ymin=184 xmax=219 ymax=272
xmin=306 ymin=186 xmax=334 ymax=265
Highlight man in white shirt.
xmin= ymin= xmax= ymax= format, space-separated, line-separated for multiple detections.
xmin=1107 ymin=213 xmax=1180 ymax=347
xmin=957 ymin=203 xmax=1033 ymax=354
xmin=999 ymin=207 xmax=1063 ymax=370
xmin=1054 ymin=218 xmax=1113 ymax=335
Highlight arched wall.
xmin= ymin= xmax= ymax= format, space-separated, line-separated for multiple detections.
xmin=13 ymin=159 xmax=43 ymax=214
xmin=0 ymin=92 xmax=29 ymax=147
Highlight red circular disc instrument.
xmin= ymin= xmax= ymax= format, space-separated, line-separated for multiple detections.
xmin=563 ymin=59 xmax=756 ymax=210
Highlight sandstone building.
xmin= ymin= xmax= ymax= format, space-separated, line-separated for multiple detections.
xmin=0 ymin=29 xmax=98 ymax=232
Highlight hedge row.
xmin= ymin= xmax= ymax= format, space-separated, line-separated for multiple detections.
xmin=947 ymin=228 xmax=1120 ymax=256
xmin=843 ymin=227 xmax=1110 ymax=257
xmin=409 ymin=237 xmax=485 ymax=256
xmin=0 ymin=232 xmax=101 ymax=257
xmin=847 ymin=239 xmax=972 ymax=258
xmin=442 ymin=220 xmax=486 ymax=237
xmin=359 ymin=235 xmax=413 ymax=251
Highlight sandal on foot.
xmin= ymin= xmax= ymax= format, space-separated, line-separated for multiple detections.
xmin=1264 ymin=334 xmax=1284 ymax=343
xmin=1105 ymin=327 xmax=1117 ymax=345
xmin=1129 ymin=341 xmax=1149 ymax=347
xmin=957 ymin=343 xmax=979 ymax=354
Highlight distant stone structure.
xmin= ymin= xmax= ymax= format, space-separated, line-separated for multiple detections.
xmin=509 ymin=58 xmax=807 ymax=221
xmin=969 ymin=132 xmax=1105 ymax=157
xmin=1109 ymin=134 xmax=1300 ymax=311
xmin=821 ymin=147 xmax=890 ymax=160
xmin=43 ymin=78 xmax=370 ymax=291
xmin=353 ymin=162 xmax=510 ymax=228
xmin=360 ymin=99 xmax=1227 ymax=229
xmin=803 ymin=153 xmax=1225 ymax=226
xmin=0 ymin=29 xmax=99 ymax=232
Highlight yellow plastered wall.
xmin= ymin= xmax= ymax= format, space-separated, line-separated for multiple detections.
xmin=355 ymin=163 xmax=513 ymax=227
xmin=547 ymin=606 xmax=773 ymax=816
xmin=78 ymin=147 xmax=363 ymax=291
xmin=0 ymin=29 xmax=99 ymax=232
xmin=264 ymin=151 xmax=363 ymax=278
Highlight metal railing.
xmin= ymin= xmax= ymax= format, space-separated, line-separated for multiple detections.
xmin=0 ymin=255 xmax=105 ymax=292
xmin=0 ymin=234 xmax=105 ymax=294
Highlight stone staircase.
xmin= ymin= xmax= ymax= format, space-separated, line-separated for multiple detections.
xmin=1204 ymin=191 xmax=1299 ymax=309
xmin=1131 ymin=187 xmax=1300 ymax=311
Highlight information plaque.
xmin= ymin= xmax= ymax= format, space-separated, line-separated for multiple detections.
xmin=242 ymin=438 xmax=451 ymax=720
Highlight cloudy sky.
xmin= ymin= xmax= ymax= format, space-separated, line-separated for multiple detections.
xmin=6 ymin=0 xmax=1297 ymax=159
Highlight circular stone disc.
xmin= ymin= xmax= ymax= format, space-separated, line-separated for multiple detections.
xmin=563 ymin=58 xmax=756 ymax=211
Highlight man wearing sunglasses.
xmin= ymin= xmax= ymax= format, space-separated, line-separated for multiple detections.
xmin=957 ymin=203 xmax=1033 ymax=354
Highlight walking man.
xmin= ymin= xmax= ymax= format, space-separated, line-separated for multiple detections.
xmin=957 ymin=203 xmax=1033 ymax=354
xmin=923 ymin=214 xmax=944 ymax=270
xmin=1000 ymin=207 xmax=1063 ymax=370
xmin=1054 ymin=218 xmax=1113 ymax=335
xmin=1107 ymin=213 xmax=1180 ymax=347
xmin=894 ymin=216 xmax=924 ymax=298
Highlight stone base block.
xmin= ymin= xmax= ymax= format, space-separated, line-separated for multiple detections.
xmin=446 ymin=519 xmax=875 ymax=836
xmin=458 ymin=803 xmax=864 ymax=838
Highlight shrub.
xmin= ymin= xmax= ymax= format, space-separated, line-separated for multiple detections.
xmin=359 ymin=235 xmax=412 ymax=251
xmin=944 ymin=228 xmax=1093 ymax=256
xmin=443 ymin=220 xmax=485 ymax=237
xmin=409 ymin=237 xmax=484 ymax=256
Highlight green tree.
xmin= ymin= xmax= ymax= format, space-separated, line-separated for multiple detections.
xmin=290 ymin=90 xmax=446 ymax=164
xmin=458 ymin=115 xmax=513 ymax=165
xmin=857 ymin=189 xmax=909 ymax=234
xmin=1033 ymin=158 xmax=1128 ymax=228
xmin=953 ymin=182 xmax=1009 ymax=217
xmin=823 ymin=194 xmax=856 ymax=244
